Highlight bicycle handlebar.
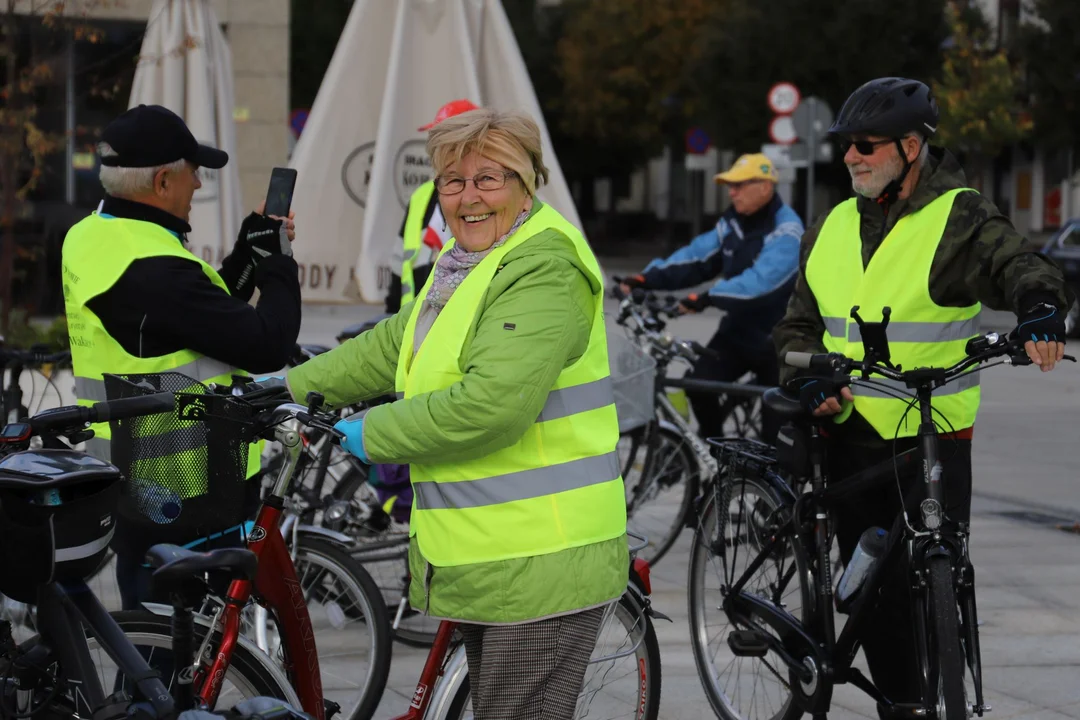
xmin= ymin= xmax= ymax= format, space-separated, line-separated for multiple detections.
xmin=1 ymin=347 xmax=71 ymax=367
xmin=784 ymin=331 xmax=1076 ymax=389
xmin=28 ymin=392 xmax=176 ymax=434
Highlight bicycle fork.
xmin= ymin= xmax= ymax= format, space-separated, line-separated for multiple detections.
xmin=956 ymin=535 xmax=989 ymax=716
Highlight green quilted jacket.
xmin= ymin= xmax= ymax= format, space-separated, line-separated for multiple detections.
xmin=287 ymin=206 xmax=627 ymax=624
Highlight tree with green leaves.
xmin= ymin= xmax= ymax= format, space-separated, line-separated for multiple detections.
xmin=553 ymin=0 xmax=714 ymax=177
xmin=1019 ymin=0 xmax=1080 ymax=153
xmin=932 ymin=2 xmax=1031 ymax=157
xmin=689 ymin=0 xmax=950 ymax=155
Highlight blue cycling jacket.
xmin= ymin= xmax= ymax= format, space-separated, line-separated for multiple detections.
xmin=641 ymin=193 xmax=803 ymax=347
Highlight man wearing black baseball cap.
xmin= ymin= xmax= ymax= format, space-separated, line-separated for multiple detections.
xmin=61 ymin=104 xmax=303 ymax=610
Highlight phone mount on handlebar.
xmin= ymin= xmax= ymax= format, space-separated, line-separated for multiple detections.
xmin=851 ymin=305 xmax=896 ymax=372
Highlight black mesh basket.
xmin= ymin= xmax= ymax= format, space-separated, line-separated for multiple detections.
xmin=103 ymin=372 xmax=258 ymax=540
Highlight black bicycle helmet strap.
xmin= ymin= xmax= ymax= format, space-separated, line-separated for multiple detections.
xmin=876 ymin=138 xmax=913 ymax=207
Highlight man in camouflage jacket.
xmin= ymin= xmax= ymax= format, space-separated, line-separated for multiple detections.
xmin=771 ymin=77 xmax=1071 ymax=717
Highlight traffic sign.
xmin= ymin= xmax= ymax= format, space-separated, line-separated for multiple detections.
xmin=762 ymin=141 xmax=832 ymax=169
xmin=767 ymin=82 xmax=801 ymax=115
xmin=685 ymin=126 xmax=711 ymax=154
xmin=769 ymin=115 xmax=797 ymax=145
xmin=792 ymin=97 xmax=834 ymax=141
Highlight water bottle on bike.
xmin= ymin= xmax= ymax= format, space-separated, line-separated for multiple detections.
xmin=836 ymin=526 xmax=888 ymax=611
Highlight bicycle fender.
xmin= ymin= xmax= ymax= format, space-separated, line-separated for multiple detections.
xmin=138 ymin=602 xmax=302 ymax=709
xmin=295 ymin=524 xmax=359 ymax=550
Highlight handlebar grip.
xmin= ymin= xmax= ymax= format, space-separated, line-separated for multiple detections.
xmin=91 ymin=392 xmax=176 ymax=423
xmin=784 ymin=352 xmax=815 ymax=369
xmin=28 ymin=406 xmax=94 ymax=433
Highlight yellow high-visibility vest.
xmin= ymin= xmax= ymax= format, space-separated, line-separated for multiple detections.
xmin=62 ymin=212 xmax=262 ymax=484
xmin=805 ymin=188 xmax=981 ymax=438
xmin=395 ymin=204 xmax=627 ymax=567
xmin=401 ymin=181 xmax=436 ymax=305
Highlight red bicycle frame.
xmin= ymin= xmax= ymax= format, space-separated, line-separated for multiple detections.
xmin=186 ymin=415 xmax=326 ymax=720
xmin=392 ymin=620 xmax=459 ymax=720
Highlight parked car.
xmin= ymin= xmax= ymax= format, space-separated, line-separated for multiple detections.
xmin=1040 ymin=218 xmax=1080 ymax=337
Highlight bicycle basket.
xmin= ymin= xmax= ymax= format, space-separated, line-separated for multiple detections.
xmin=609 ymin=332 xmax=657 ymax=433
xmin=0 ymin=450 xmax=122 ymax=603
xmin=103 ymin=372 xmax=256 ymax=541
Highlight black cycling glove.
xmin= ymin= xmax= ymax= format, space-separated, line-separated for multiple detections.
xmin=792 ymin=376 xmax=847 ymax=414
xmin=679 ymin=293 xmax=710 ymax=313
xmin=1012 ymin=301 xmax=1065 ymax=345
xmin=232 ymin=212 xmax=291 ymax=296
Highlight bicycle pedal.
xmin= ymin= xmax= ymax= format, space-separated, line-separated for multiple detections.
xmin=324 ymin=698 xmax=342 ymax=719
xmin=727 ymin=629 xmax=770 ymax=657
xmin=875 ymin=702 xmax=929 ymax=719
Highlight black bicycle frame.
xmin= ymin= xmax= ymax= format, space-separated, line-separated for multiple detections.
xmin=2 ymin=357 xmax=26 ymax=424
xmin=29 ymin=580 xmax=175 ymax=719
xmin=719 ymin=398 xmax=986 ymax=716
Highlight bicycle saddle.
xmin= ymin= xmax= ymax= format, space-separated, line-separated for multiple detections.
xmin=146 ymin=544 xmax=258 ymax=585
xmin=762 ymin=387 xmax=804 ymax=420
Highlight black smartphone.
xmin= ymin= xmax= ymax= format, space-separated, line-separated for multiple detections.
xmin=264 ymin=167 xmax=297 ymax=217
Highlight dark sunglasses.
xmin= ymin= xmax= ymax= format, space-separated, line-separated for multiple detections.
xmin=839 ymin=138 xmax=895 ymax=156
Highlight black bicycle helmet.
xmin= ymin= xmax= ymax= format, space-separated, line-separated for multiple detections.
xmin=827 ymin=77 xmax=939 ymax=139
xmin=829 ymin=78 xmax=938 ymax=205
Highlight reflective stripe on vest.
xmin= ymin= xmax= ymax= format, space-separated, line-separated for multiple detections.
xmin=805 ymin=188 xmax=981 ymax=438
xmin=62 ymin=213 xmax=262 ymax=476
xmin=393 ymin=203 xmax=626 ymax=567
xmin=401 ymin=181 xmax=436 ymax=306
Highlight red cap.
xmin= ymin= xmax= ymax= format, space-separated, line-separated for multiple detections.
xmin=418 ymin=99 xmax=480 ymax=131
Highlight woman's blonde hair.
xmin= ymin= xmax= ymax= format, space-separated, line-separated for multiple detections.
xmin=426 ymin=108 xmax=550 ymax=196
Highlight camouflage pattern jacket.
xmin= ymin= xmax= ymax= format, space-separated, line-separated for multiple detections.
xmin=774 ymin=147 xmax=1071 ymax=443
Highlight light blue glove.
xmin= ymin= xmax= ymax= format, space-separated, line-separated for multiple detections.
xmin=334 ymin=414 xmax=369 ymax=463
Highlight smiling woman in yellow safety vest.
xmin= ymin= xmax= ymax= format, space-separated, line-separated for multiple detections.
xmin=285 ymin=107 xmax=627 ymax=720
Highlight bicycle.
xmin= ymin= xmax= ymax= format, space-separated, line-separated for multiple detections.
xmin=99 ymin=374 xmax=393 ymax=720
xmin=393 ymin=531 xmax=665 ymax=720
xmin=610 ymin=282 xmax=769 ymax=566
xmin=689 ymin=305 xmax=1076 ymax=720
xmin=0 ymin=391 xmax=300 ymax=720
xmin=270 ymin=340 xmax=437 ymax=649
xmin=0 ymin=342 xmax=71 ymax=424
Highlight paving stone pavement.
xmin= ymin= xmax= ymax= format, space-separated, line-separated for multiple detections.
xmin=12 ymin=252 xmax=1076 ymax=720
xmin=296 ymin=264 xmax=1080 ymax=720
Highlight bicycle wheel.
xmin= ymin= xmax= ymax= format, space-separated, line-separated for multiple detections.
xmin=444 ymin=594 xmax=662 ymax=720
xmin=99 ymin=611 xmax=297 ymax=711
xmin=689 ymin=472 xmax=810 ymax=720
xmin=927 ymin=556 xmax=967 ymax=719
xmin=284 ymin=537 xmax=393 ymax=720
xmin=621 ymin=422 xmax=698 ymax=567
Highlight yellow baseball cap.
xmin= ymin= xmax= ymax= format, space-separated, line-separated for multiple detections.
xmin=714 ymin=153 xmax=779 ymax=184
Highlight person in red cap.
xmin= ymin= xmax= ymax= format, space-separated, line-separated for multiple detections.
xmin=385 ymin=99 xmax=480 ymax=312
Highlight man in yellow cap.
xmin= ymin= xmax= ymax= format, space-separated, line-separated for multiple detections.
xmin=621 ymin=152 xmax=803 ymax=443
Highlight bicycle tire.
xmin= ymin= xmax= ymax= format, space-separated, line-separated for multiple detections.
xmin=928 ymin=555 xmax=967 ymax=719
xmin=293 ymin=537 xmax=393 ymax=720
xmin=108 ymin=610 xmax=297 ymax=707
xmin=688 ymin=472 xmax=809 ymax=720
xmin=443 ymin=594 xmax=662 ymax=720
xmin=622 ymin=422 xmax=698 ymax=567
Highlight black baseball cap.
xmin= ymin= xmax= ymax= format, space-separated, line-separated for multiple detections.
xmin=99 ymin=104 xmax=229 ymax=169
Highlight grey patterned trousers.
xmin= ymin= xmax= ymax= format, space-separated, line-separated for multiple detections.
xmin=459 ymin=605 xmax=606 ymax=720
